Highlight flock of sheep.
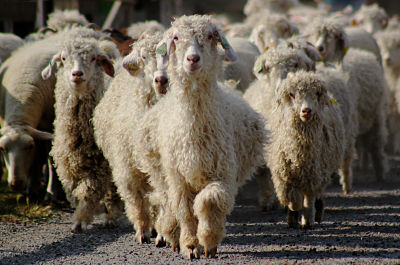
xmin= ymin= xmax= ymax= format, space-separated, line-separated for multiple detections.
xmin=0 ymin=0 xmax=399 ymax=259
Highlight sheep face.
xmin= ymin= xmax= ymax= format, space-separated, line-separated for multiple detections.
xmin=377 ymin=34 xmax=400 ymax=69
xmin=280 ymin=73 xmax=327 ymax=123
xmin=254 ymin=48 xmax=312 ymax=83
xmin=353 ymin=4 xmax=388 ymax=34
xmin=310 ymin=26 xmax=348 ymax=63
xmin=0 ymin=126 xmax=53 ymax=192
xmin=156 ymin=15 xmax=237 ymax=81
xmin=42 ymin=39 xmax=114 ymax=95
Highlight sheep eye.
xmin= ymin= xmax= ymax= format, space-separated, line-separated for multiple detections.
xmin=316 ymin=91 xmax=322 ymax=98
xmin=62 ymin=57 xmax=66 ymax=61
xmin=173 ymin=36 xmax=178 ymax=41
xmin=293 ymin=62 xmax=298 ymax=68
xmin=208 ymin=33 xmax=213 ymax=40
xmin=90 ymin=56 xmax=96 ymax=63
xmin=289 ymin=92 xmax=295 ymax=99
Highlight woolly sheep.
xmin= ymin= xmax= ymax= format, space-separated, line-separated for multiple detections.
xmin=221 ymin=37 xmax=260 ymax=92
xmin=266 ymin=70 xmax=346 ymax=228
xmin=308 ymin=18 xmax=388 ymax=182
xmin=41 ymin=32 xmax=122 ymax=232
xmin=249 ymin=13 xmax=299 ymax=52
xmin=0 ymin=33 xmax=24 ymax=62
xmin=0 ymin=33 xmax=65 ymax=198
xmin=93 ymin=32 xmax=169 ymax=244
xmin=127 ymin=20 xmax=166 ymax=40
xmin=140 ymin=15 xmax=266 ymax=258
xmin=46 ymin=9 xmax=89 ymax=31
xmin=352 ymin=3 xmax=388 ymax=34
xmin=243 ymin=0 xmax=299 ymax=16
xmin=375 ymin=30 xmax=400 ymax=153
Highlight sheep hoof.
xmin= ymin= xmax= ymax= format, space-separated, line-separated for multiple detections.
xmin=103 ymin=220 xmax=116 ymax=229
xmin=171 ymin=243 xmax=180 ymax=253
xmin=155 ymin=235 xmax=166 ymax=247
xmin=136 ymin=231 xmax=151 ymax=244
xmin=71 ymin=223 xmax=83 ymax=233
xmin=184 ymin=247 xmax=200 ymax=259
xmin=205 ymin=247 xmax=217 ymax=258
xmin=287 ymin=210 xmax=299 ymax=228
xmin=315 ymin=198 xmax=324 ymax=223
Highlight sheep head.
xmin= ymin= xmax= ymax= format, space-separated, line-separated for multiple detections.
xmin=123 ymin=32 xmax=168 ymax=95
xmin=155 ymin=15 xmax=237 ymax=82
xmin=278 ymin=71 xmax=329 ymax=123
xmin=0 ymin=125 xmax=53 ymax=192
xmin=352 ymin=3 xmax=388 ymax=34
xmin=375 ymin=31 xmax=400 ymax=69
xmin=307 ymin=19 xmax=349 ymax=63
xmin=42 ymin=37 xmax=114 ymax=95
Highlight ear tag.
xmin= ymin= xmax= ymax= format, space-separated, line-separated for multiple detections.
xmin=330 ymin=97 xmax=338 ymax=106
xmin=127 ymin=63 xmax=140 ymax=72
xmin=256 ymin=62 xmax=264 ymax=73
xmin=156 ymin=43 xmax=167 ymax=56
xmin=220 ymin=34 xmax=231 ymax=50
xmin=343 ymin=46 xmax=349 ymax=56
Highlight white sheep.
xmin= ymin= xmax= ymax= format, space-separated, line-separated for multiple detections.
xmin=0 ymin=32 xmax=65 ymax=198
xmin=266 ymin=70 xmax=346 ymax=228
xmin=138 ymin=15 xmax=266 ymax=258
xmin=308 ymin=18 xmax=388 ymax=183
xmin=46 ymin=9 xmax=89 ymax=31
xmin=221 ymin=37 xmax=260 ymax=92
xmin=126 ymin=20 xmax=166 ymax=40
xmin=41 ymin=31 xmax=122 ymax=232
xmin=0 ymin=33 xmax=24 ymax=63
xmin=375 ymin=30 xmax=400 ymax=153
xmin=352 ymin=3 xmax=388 ymax=34
xmin=93 ymin=32 xmax=169 ymax=244
xmin=243 ymin=0 xmax=300 ymax=16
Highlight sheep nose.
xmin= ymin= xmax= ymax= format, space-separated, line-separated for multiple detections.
xmin=10 ymin=180 xmax=25 ymax=192
xmin=155 ymin=76 xmax=168 ymax=86
xmin=72 ymin=70 xmax=83 ymax=77
xmin=317 ymin=45 xmax=324 ymax=53
xmin=187 ymin=54 xmax=200 ymax=64
xmin=385 ymin=57 xmax=391 ymax=65
xmin=302 ymin=108 xmax=312 ymax=114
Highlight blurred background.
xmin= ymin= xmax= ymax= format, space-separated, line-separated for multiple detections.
xmin=0 ymin=0 xmax=399 ymax=39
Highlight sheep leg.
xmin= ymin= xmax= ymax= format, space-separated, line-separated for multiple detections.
xmin=102 ymin=184 xmax=123 ymax=228
xmin=194 ymin=182 xmax=234 ymax=258
xmin=301 ymin=195 xmax=315 ymax=229
xmin=256 ymin=166 xmax=279 ymax=211
xmin=287 ymin=193 xmax=303 ymax=228
xmin=72 ymin=199 xmax=95 ymax=233
xmin=287 ymin=210 xmax=299 ymax=228
xmin=339 ymin=144 xmax=355 ymax=195
xmin=314 ymin=197 xmax=324 ymax=223
xmin=154 ymin=204 xmax=179 ymax=248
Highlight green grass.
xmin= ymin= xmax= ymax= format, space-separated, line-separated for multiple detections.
xmin=0 ymin=166 xmax=57 ymax=223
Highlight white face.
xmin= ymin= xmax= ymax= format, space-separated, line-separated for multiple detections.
xmin=313 ymin=31 xmax=336 ymax=61
xmin=60 ymin=48 xmax=98 ymax=93
xmin=285 ymin=86 xmax=324 ymax=123
xmin=0 ymin=133 xmax=35 ymax=192
xmin=382 ymin=45 xmax=400 ymax=69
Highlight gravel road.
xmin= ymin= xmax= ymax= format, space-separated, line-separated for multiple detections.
xmin=1 ymin=158 xmax=400 ymax=264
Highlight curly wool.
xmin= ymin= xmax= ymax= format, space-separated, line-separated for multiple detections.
xmin=46 ymin=9 xmax=88 ymax=31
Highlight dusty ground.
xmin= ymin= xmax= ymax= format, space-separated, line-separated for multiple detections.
xmin=1 ymin=157 xmax=400 ymax=264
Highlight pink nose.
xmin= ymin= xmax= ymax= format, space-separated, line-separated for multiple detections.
xmin=187 ymin=54 xmax=200 ymax=64
xmin=72 ymin=70 xmax=83 ymax=77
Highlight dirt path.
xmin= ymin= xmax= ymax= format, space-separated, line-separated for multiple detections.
xmin=1 ymin=159 xmax=400 ymax=264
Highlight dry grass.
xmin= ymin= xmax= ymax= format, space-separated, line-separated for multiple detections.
xmin=0 ymin=166 xmax=56 ymax=223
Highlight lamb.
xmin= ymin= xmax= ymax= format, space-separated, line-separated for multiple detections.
xmin=266 ymin=70 xmax=346 ymax=228
xmin=308 ymin=18 xmax=388 ymax=183
xmin=352 ymin=3 xmax=388 ymax=34
xmin=93 ymin=31 xmax=169 ymax=244
xmin=41 ymin=32 xmax=122 ymax=232
xmin=0 ymin=33 xmax=24 ymax=63
xmin=138 ymin=15 xmax=266 ymax=258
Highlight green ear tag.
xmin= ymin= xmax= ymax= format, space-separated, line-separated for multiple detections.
xmin=330 ymin=97 xmax=338 ymax=106
xmin=220 ymin=34 xmax=231 ymax=50
xmin=256 ymin=62 xmax=263 ymax=73
xmin=156 ymin=43 xmax=167 ymax=56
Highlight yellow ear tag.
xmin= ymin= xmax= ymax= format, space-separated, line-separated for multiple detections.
xmin=330 ymin=97 xmax=338 ymax=106
xmin=264 ymin=46 xmax=270 ymax=52
xmin=256 ymin=62 xmax=264 ymax=73
xmin=127 ymin=63 xmax=140 ymax=72
xmin=343 ymin=46 xmax=349 ymax=56
xmin=156 ymin=43 xmax=167 ymax=56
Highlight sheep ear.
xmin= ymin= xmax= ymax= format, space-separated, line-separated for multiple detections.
xmin=122 ymin=50 xmax=142 ymax=76
xmin=41 ymin=52 xmax=61 ymax=80
xmin=215 ymin=30 xmax=237 ymax=62
xmin=156 ymin=34 xmax=175 ymax=71
xmin=336 ymin=31 xmax=349 ymax=60
xmin=97 ymin=54 xmax=115 ymax=77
